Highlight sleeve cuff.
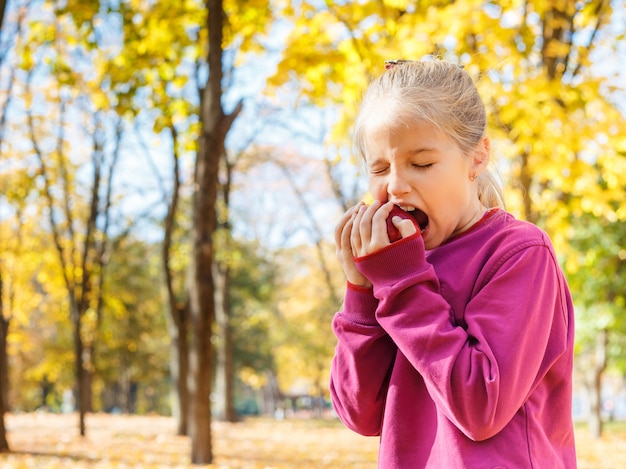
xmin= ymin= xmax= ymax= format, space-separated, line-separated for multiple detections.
xmin=341 ymin=282 xmax=379 ymax=325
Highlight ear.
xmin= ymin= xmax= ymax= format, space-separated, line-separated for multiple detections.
xmin=471 ymin=136 xmax=490 ymax=176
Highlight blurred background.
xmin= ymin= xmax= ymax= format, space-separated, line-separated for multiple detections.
xmin=0 ymin=0 xmax=625 ymax=463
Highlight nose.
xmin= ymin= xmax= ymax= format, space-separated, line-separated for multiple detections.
xmin=387 ymin=168 xmax=411 ymax=197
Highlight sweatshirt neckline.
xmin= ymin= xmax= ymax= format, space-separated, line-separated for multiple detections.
xmin=435 ymin=207 xmax=501 ymax=248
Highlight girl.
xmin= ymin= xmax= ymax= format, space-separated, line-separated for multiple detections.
xmin=330 ymin=59 xmax=576 ymax=468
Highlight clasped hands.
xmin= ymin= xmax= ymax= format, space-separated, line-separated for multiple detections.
xmin=335 ymin=200 xmax=417 ymax=288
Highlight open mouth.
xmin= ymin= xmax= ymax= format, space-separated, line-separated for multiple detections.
xmin=387 ymin=205 xmax=429 ymax=242
xmin=402 ymin=206 xmax=429 ymax=233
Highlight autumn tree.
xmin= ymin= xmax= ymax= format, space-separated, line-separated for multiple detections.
xmin=212 ymin=102 xmax=280 ymax=422
xmin=161 ymin=121 xmax=191 ymax=433
xmin=187 ymin=0 xmax=238 ymax=461
xmin=97 ymin=237 xmax=171 ymax=414
xmin=213 ymin=150 xmax=238 ymax=423
xmin=0 ymin=0 xmax=32 ymax=452
xmin=0 ymin=178 xmax=36 ymax=451
xmin=186 ymin=0 xmax=277 ymax=460
xmin=567 ymin=212 xmax=626 ymax=436
xmin=17 ymin=0 xmax=152 ymax=435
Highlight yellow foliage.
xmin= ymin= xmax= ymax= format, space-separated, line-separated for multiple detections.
xmin=239 ymin=366 xmax=267 ymax=389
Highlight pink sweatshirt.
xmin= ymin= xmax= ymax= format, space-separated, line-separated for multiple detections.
xmin=330 ymin=210 xmax=576 ymax=468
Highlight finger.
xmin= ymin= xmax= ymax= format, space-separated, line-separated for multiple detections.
xmin=351 ymin=204 xmax=368 ymax=253
xmin=371 ymin=201 xmax=394 ymax=242
xmin=392 ymin=217 xmax=418 ymax=238
xmin=341 ymin=215 xmax=355 ymax=254
xmin=357 ymin=200 xmax=380 ymax=245
xmin=335 ymin=203 xmax=362 ymax=246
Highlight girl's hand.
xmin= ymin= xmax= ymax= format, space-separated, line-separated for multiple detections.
xmin=335 ymin=203 xmax=371 ymax=288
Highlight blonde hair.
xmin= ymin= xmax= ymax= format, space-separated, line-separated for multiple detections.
xmin=354 ymin=59 xmax=505 ymax=210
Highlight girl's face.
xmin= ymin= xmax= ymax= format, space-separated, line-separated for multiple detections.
xmin=363 ymin=116 xmax=490 ymax=249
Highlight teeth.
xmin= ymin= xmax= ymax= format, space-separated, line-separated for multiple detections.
xmin=401 ymin=206 xmax=415 ymax=212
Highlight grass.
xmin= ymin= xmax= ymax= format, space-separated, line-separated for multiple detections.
xmin=0 ymin=413 xmax=624 ymax=468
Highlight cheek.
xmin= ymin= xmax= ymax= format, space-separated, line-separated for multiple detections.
xmin=368 ymin=179 xmax=387 ymax=200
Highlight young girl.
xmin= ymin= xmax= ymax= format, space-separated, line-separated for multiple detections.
xmin=330 ymin=59 xmax=577 ymax=468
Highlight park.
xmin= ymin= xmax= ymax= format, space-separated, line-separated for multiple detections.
xmin=1 ymin=412 xmax=626 ymax=467
xmin=1 ymin=0 xmax=626 ymax=467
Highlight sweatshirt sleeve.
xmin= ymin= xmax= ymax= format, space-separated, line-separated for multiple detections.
xmin=329 ymin=282 xmax=397 ymax=437
xmin=356 ymin=234 xmax=570 ymax=441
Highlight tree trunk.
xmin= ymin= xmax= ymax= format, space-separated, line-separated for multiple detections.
xmin=214 ymin=263 xmax=236 ymax=422
xmin=187 ymin=143 xmax=219 ymax=463
xmin=169 ymin=304 xmax=189 ymax=435
xmin=71 ymin=300 xmax=87 ymax=436
xmin=162 ymin=124 xmax=189 ymax=435
xmin=187 ymin=1 xmax=223 ymax=462
xmin=0 ymin=270 xmax=10 ymax=452
xmin=518 ymin=150 xmax=537 ymax=224
xmin=0 ymin=0 xmax=6 ymax=35
xmin=587 ymin=328 xmax=608 ymax=438
xmin=222 ymin=265 xmax=236 ymax=423
xmin=187 ymin=0 xmax=242 ymax=463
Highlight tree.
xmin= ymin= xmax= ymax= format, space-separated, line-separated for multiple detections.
xmin=18 ymin=0 xmax=135 ymax=434
xmin=213 ymin=120 xmax=269 ymax=423
xmin=97 ymin=237 xmax=171 ymax=415
xmin=26 ymin=94 xmax=122 ymax=435
xmin=213 ymin=151 xmax=238 ymax=423
xmin=186 ymin=0 xmax=240 ymax=461
xmin=161 ymin=124 xmax=191 ymax=433
xmin=1 ymin=0 xmax=32 ymax=451
xmin=187 ymin=0 xmax=275 ymax=460
xmin=567 ymin=212 xmax=626 ymax=436
xmin=0 ymin=182 xmax=33 ymax=452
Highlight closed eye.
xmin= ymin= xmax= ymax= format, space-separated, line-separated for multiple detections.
xmin=413 ymin=163 xmax=434 ymax=170
xmin=368 ymin=167 xmax=388 ymax=175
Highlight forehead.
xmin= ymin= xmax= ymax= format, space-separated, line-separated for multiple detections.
xmin=361 ymin=113 xmax=460 ymax=164
xmin=361 ymin=95 xmax=437 ymax=135
xmin=362 ymin=113 xmax=439 ymax=147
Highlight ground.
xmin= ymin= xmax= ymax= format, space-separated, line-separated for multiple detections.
xmin=0 ymin=413 xmax=624 ymax=468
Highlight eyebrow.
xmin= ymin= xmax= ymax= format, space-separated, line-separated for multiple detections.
xmin=409 ymin=147 xmax=437 ymax=155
